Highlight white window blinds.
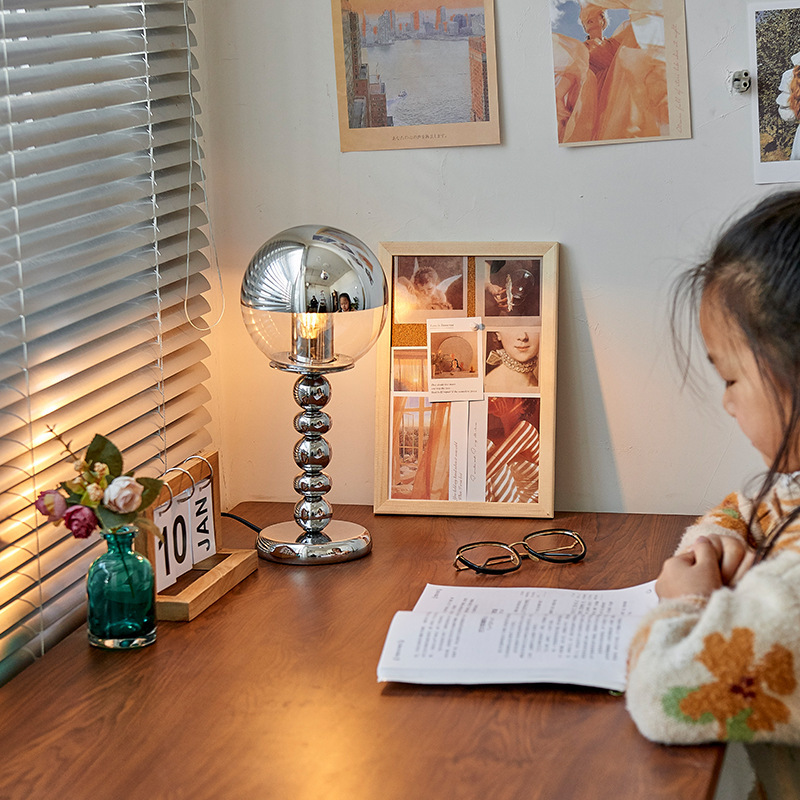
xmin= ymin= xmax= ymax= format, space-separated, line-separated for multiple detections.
xmin=0 ymin=0 xmax=213 ymax=684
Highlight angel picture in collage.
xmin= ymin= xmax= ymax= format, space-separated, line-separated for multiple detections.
xmin=393 ymin=255 xmax=466 ymax=324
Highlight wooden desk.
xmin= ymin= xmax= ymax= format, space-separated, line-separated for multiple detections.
xmin=0 ymin=504 xmax=723 ymax=800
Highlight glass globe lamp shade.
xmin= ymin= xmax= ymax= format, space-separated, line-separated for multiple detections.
xmin=240 ymin=225 xmax=388 ymax=565
xmin=241 ymin=225 xmax=388 ymax=373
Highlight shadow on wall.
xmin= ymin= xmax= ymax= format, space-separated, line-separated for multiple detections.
xmin=554 ymin=247 xmax=623 ymax=512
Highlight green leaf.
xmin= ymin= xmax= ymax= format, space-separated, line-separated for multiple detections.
xmin=96 ymin=504 xmax=136 ymax=530
xmin=79 ymin=488 xmax=100 ymax=508
xmin=661 ymin=687 xmax=715 ymax=725
xmin=59 ymin=483 xmax=84 ymax=504
xmin=135 ymin=514 xmax=163 ymax=542
xmin=136 ymin=477 xmax=164 ymax=511
xmin=726 ymin=709 xmax=755 ymax=742
xmin=85 ymin=434 xmax=123 ymax=478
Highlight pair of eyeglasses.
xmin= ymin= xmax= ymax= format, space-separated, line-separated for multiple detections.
xmin=454 ymin=529 xmax=587 ymax=575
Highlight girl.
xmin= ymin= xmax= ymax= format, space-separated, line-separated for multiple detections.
xmin=625 ymin=191 xmax=800 ymax=797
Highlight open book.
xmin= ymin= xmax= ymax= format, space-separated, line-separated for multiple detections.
xmin=377 ymin=581 xmax=658 ymax=692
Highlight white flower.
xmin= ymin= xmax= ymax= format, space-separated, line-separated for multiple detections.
xmin=103 ymin=476 xmax=144 ymax=514
xmin=85 ymin=483 xmax=104 ymax=503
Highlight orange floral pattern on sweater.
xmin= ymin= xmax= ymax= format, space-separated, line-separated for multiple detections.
xmin=702 ymin=493 xmax=753 ymax=543
xmin=667 ymin=628 xmax=796 ymax=740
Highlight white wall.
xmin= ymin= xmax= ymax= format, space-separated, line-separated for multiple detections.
xmin=197 ymin=0 xmax=769 ymax=516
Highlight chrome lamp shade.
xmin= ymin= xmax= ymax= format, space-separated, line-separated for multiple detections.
xmin=241 ymin=225 xmax=388 ymax=564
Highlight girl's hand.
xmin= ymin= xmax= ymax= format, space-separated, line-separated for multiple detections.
xmin=692 ymin=533 xmax=754 ymax=585
xmin=656 ymin=537 xmax=723 ymax=600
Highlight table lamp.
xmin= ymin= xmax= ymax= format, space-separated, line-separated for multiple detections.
xmin=241 ymin=225 xmax=388 ymax=564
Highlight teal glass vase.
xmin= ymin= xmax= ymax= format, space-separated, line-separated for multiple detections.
xmin=87 ymin=526 xmax=157 ymax=649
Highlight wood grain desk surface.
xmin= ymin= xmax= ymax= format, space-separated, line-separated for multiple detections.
xmin=0 ymin=504 xmax=723 ymax=800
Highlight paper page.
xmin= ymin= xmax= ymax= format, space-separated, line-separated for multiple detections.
xmin=465 ymin=399 xmax=488 ymax=502
xmin=378 ymin=582 xmax=658 ymax=691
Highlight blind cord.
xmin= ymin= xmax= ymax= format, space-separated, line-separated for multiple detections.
xmin=141 ymin=3 xmax=168 ymax=474
xmin=183 ymin=0 xmax=225 ymax=333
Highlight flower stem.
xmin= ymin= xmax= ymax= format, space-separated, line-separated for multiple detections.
xmin=46 ymin=425 xmax=82 ymax=463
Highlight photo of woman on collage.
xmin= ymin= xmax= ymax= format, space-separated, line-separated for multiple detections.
xmin=484 ymin=327 xmax=541 ymax=393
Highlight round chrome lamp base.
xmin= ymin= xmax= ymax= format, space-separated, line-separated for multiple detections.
xmin=256 ymin=520 xmax=372 ymax=565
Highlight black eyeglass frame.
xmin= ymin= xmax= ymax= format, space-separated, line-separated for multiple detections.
xmin=454 ymin=528 xmax=587 ymax=575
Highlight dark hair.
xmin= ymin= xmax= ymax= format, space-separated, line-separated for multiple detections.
xmin=672 ymin=190 xmax=800 ymax=548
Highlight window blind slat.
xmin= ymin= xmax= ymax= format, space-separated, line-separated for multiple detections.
xmin=0 ymin=131 xmax=150 ymax=182
xmin=0 ymin=362 xmax=210 ymax=473
xmin=0 ymin=179 xmax=207 ymax=267
xmin=0 ymin=154 xmax=152 ymax=211
xmin=4 ymin=0 xmax=185 ymax=9
xmin=0 ymin=262 xmax=209 ymax=366
xmin=0 ymin=245 xmax=209 ymax=331
xmin=0 ymin=211 xmax=207 ymax=292
xmin=0 ymin=95 xmax=193 ymax=156
xmin=0 ymin=179 xmax=153 ymax=241
xmin=4 ymin=49 xmax=196 ymax=99
xmin=0 ymin=325 xmax=210 ymax=421
xmin=4 ymin=6 xmax=146 ymax=38
xmin=1 ymin=533 xmax=100 ymax=613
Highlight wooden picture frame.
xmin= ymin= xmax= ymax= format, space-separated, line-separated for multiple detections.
xmin=374 ymin=242 xmax=559 ymax=518
xmin=330 ymin=0 xmax=500 ymax=152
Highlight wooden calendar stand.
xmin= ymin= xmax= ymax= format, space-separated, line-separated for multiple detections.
xmin=138 ymin=451 xmax=258 ymax=621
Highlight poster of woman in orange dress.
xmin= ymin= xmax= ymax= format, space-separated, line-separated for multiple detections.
xmin=550 ymin=0 xmax=691 ymax=145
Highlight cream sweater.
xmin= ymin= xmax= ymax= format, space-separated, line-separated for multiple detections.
xmin=626 ymin=475 xmax=800 ymax=745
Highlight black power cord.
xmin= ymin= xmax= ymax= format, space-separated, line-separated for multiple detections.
xmin=220 ymin=511 xmax=262 ymax=533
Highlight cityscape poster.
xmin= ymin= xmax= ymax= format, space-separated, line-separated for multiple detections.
xmin=331 ymin=1 xmax=500 ymax=151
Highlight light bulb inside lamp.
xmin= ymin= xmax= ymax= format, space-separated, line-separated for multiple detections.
xmin=292 ymin=312 xmax=334 ymax=364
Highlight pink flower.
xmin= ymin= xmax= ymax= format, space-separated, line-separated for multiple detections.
xmin=35 ymin=490 xmax=67 ymax=522
xmin=103 ymin=476 xmax=144 ymax=514
xmin=64 ymin=505 xmax=99 ymax=539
